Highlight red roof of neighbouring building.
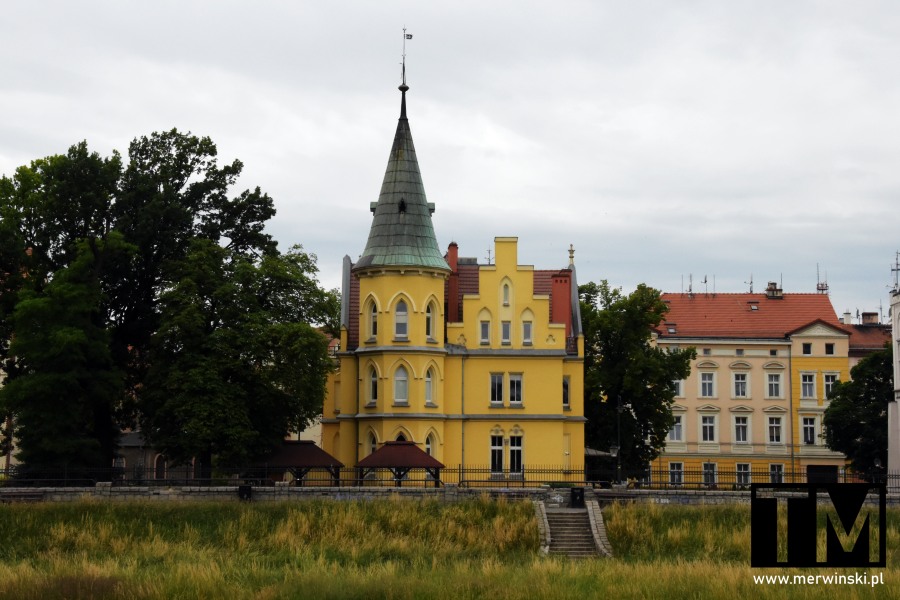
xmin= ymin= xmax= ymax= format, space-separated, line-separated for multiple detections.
xmin=657 ymin=292 xmax=842 ymax=339
xmin=844 ymin=324 xmax=891 ymax=355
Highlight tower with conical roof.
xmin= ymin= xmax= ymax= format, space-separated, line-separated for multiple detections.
xmin=321 ymin=59 xmax=585 ymax=476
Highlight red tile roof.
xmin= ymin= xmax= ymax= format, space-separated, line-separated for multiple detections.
xmin=255 ymin=440 xmax=344 ymax=468
xmin=845 ymin=324 xmax=891 ymax=354
xmin=356 ymin=441 xmax=444 ymax=469
xmin=657 ymin=293 xmax=841 ymax=339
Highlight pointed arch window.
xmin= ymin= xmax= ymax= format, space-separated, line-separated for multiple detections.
xmin=368 ymin=367 xmax=378 ymax=405
xmin=394 ymin=366 xmax=409 ymax=405
xmin=368 ymin=432 xmax=377 ymax=456
xmin=425 ymin=434 xmax=435 ymax=456
xmin=425 ymin=302 xmax=436 ymax=340
xmin=370 ymin=303 xmax=378 ymax=339
xmin=425 ymin=367 xmax=435 ymax=406
xmin=503 ymin=284 xmax=510 ymax=306
xmin=395 ymin=300 xmax=408 ymax=339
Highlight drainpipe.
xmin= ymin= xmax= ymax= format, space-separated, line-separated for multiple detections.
xmin=788 ymin=348 xmax=795 ymax=481
xmin=461 ymin=354 xmax=466 ymax=470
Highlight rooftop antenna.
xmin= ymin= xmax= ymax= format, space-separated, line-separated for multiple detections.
xmin=687 ymin=273 xmax=693 ymax=298
xmin=681 ymin=274 xmax=684 ymax=295
xmin=816 ymin=263 xmax=829 ymax=294
xmin=892 ymin=251 xmax=900 ymax=293
xmin=713 ymin=275 xmax=716 ymax=296
xmin=745 ymin=273 xmax=753 ymax=294
xmin=701 ymin=275 xmax=708 ymax=297
xmin=485 ymin=247 xmax=493 ymax=265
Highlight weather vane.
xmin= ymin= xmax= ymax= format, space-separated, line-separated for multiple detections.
xmin=401 ymin=27 xmax=413 ymax=85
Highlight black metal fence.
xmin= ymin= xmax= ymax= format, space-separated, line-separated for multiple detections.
xmin=1 ymin=465 xmax=898 ymax=490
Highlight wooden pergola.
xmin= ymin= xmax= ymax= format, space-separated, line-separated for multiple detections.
xmin=255 ymin=440 xmax=344 ymax=485
xmin=356 ymin=441 xmax=445 ymax=487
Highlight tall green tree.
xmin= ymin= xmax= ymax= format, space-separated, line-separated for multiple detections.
xmin=0 ymin=130 xmax=336 ymax=469
xmin=823 ymin=343 xmax=893 ymax=474
xmin=1 ymin=237 xmax=128 ymax=469
xmin=580 ymin=281 xmax=695 ymax=475
xmin=140 ymin=241 xmax=332 ymax=468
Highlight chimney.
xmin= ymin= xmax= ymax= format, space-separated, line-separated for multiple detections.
xmin=446 ymin=242 xmax=460 ymax=323
xmin=862 ymin=311 xmax=879 ymax=325
xmin=551 ymin=269 xmax=573 ymax=335
xmin=765 ymin=281 xmax=783 ymax=299
xmin=843 ymin=310 xmax=853 ymax=325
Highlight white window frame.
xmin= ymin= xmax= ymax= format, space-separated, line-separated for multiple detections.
xmin=736 ymin=463 xmax=751 ymax=485
xmin=370 ymin=303 xmax=378 ymax=339
xmin=700 ymin=372 xmax=715 ymax=398
xmin=490 ymin=435 xmax=504 ymax=474
xmin=701 ymin=415 xmax=716 ymax=442
xmin=393 ymin=366 xmax=409 ymax=405
xmin=425 ymin=303 xmax=435 ymax=340
xmin=522 ymin=321 xmax=532 ymax=345
xmin=824 ymin=373 xmax=838 ymax=398
xmin=490 ymin=373 xmax=503 ymax=405
xmin=480 ymin=320 xmax=490 ymax=345
xmin=769 ymin=463 xmax=784 ymax=483
xmin=394 ymin=300 xmax=408 ymax=339
xmin=509 ymin=374 xmax=523 ymax=405
xmin=734 ymin=416 xmax=749 ymax=444
xmin=767 ymin=373 xmax=782 ymax=399
xmin=668 ymin=415 xmax=683 ymax=442
xmin=802 ymin=417 xmax=816 ymax=445
xmin=673 ymin=379 xmax=684 ymax=398
xmin=767 ymin=416 xmax=782 ymax=444
xmin=424 ymin=368 xmax=435 ymax=406
xmin=509 ymin=435 xmax=523 ymax=474
xmin=702 ymin=462 xmax=718 ymax=485
xmin=501 ymin=321 xmax=511 ymax=345
xmin=801 ymin=373 xmax=816 ymax=399
xmin=669 ymin=462 xmax=683 ymax=485
xmin=733 ymin=372 xmax=748 ymax=398
xmin=368 ymin=367 xmax=378 ymax=405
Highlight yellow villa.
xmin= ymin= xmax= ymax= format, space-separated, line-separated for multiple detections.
xmin=321 ymin=80 xmax=585 ymax=477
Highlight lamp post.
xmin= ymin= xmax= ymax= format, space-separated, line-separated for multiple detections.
xmin=615 ymin=395 xmax=623 ymax=484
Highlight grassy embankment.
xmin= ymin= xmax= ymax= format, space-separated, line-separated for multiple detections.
xmin=0 ymin=498 xmax=896 ymax=599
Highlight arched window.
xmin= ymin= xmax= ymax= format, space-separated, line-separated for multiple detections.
xmin=425 ymin=434 xmax=435 ymax=456
xmin=424 ymin=368 xmax=434 ymax=405
xmin=368 ymin=367 xmax=378 ymax=404
xmin=370 ymin=303 xmax=378 ymax=338
xmin=503 ymin=283 xmax=510 ymax=305
xmin=368 ymin=432 xmax=377 ymax=456
xmin=425 ymin=302 xmax=435 ymax=339
xmin=396 ymin=433 xmax=407 ymax=442
xmin=395 ymin=300 xmax=408 ymax=339
xmin=394 ymin=366 xmax=408 ymax=404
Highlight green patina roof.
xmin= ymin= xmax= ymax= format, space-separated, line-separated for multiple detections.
xmin=354 ymin=85 xmax=450 ymax=272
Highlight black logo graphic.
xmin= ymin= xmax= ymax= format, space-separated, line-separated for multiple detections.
xmin=751 ymin=483 xmax=886 ymax=568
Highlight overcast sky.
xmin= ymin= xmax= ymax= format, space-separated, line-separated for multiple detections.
xmin=2 ymin=1 xmax=898 ymax=322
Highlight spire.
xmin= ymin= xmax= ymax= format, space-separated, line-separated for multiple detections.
xmin=355 ymin=70 xmax=449 ymax=272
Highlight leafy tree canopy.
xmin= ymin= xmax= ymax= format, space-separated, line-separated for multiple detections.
xmin=0 ymin=130 xmax=337 ymax=469
xmin=580 ymin=281 xmax=695 ymax=475
xmin=823 ymin=343 xmax=893 ymax=474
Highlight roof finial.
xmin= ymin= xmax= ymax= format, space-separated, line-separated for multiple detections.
xmin=399 ymin=27 xmax=412 ymax=118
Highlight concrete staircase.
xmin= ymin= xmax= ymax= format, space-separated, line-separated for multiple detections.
xmin=545 ymin=508 xmax=597 ymax=558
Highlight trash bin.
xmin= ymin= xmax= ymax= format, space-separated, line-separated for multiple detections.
xmin=238 ymin=484 xmax=252 ymax=501
xmin=570 ymin=486 xmax=585 ymax=508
